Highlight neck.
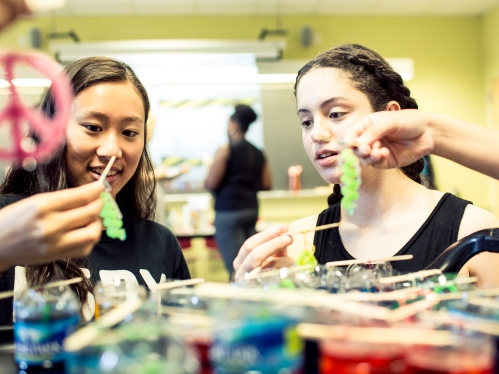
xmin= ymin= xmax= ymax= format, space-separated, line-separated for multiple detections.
xmin=229 ymin=133 xmax=244 ymax=142
xmin=342 ymin=167 xmax=427 ymax=226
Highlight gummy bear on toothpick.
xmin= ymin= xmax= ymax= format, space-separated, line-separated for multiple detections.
xmin=100 ymin=188 xmax=126 ymax=241
xmin=339 ymin=148 xmax=362 ymax=215
xmin=296 ymin=233 xmax=318 ymax=267
xmin=98 ymin=157 xmax=126 ymax=241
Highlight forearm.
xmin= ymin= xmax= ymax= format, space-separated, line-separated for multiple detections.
xmin=430 ymin=114 xmax=499 ymax=180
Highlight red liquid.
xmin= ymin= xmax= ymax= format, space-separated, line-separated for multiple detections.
xmin=320 ymin=340 xmax=406 ymax=374
xmin=187 ymin=335 xmax=213 ymax=374
xmin=405 ymin=347 xmax=493 ymax=374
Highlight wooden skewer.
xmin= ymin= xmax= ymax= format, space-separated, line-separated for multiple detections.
xmin=154 ymin=278 xmax=205 ymax=290
xmin=193 ymin=282 xmax=392 ymax=321
xmin=245 ymin=264 xmax=316 ymax=280
xmin=98 ymin=155 xmax=116 ymax=183
xmin=297 ymin=323 xmax=455 ymax=346
xmin=378 ymin=269 xmax=442 ymax=284
xmin=338 ymin=287 xmax=426 ymax=302
xmin=0 ymin=291 xmax=14 ymax=300
xmin=467 ymin=296 xmax=499 ymax=309
xmin=282 ymin=222 xmax=340 ymax=237
xmin=0 ymin=277 xmax=83 ymax=300
xmin=388 ymin=295 xmax=439 ymax=322
xmin=64 ymin=298 xmax=142 ymax=352
xmin=336 ymin=138 xmax=360 ymax=150
xmin=326 ymin=254 xmax=413 ymax=267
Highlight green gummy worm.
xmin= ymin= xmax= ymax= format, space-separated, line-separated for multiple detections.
xmin=339 ymin=148 xmax=362 ymax=215
xmin=100 ymin=191 xmax=126 ymax=241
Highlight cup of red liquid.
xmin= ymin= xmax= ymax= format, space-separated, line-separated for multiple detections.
xmin=404 ymin=332 xmax=495 ymax=374
xmin=319 ymin=338 xmax=406 ymax=374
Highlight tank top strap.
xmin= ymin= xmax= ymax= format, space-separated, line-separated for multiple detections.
xmin=313 ymin=193 xmax=472 ymax=272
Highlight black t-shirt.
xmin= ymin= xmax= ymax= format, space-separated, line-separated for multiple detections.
xmin=0 ymin=194 xmax=190 ymax=325
xmin=313 ymin=193 xmax=471 ymax=273
xmin=214 ymin=139 xmax=266 ymax=211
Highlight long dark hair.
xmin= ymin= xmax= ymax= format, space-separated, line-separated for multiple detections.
xmin=0 ymin=57 xmax=156 ymax=307
xmin=294 ymin=44 xmax=424 ymax=206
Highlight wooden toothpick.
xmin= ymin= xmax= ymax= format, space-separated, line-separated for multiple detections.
xmin=98 ymin=156 xmax=116 ymax=183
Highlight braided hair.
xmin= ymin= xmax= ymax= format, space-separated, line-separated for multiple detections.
xmin=294 ymin=44 xmax=424 ymax=206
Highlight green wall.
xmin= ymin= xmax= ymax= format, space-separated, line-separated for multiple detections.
xmin=0 ymin=14 xmax=493 ymax=209
xmin=482 ymin=5 xmax=499 ymax=214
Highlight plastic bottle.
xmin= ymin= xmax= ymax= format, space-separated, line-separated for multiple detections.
xmin=14 ymin=284 xmax=81 ymax=372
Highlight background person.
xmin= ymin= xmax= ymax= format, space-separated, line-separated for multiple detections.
xmin=205 ymin=104 xmax=272 ymax=277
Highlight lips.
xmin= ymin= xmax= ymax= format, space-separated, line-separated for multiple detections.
xmin=88 ymin=166 xmax=121 ymax=183
xmin=315 ymin=149 xmax=339 ymax=167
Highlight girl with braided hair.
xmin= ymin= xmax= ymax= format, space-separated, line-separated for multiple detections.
xmin=234 ymin=43 xmax=499 ymax=288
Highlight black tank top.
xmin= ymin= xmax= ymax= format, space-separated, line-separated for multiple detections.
xmin=214 ymin=139 xmax=266 ymax=211
xmin=313 ymin=193 xmax=471 ymax=273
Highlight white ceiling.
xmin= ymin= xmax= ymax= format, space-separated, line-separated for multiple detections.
xmin=46 ymin=0 xmax=499 ymax=17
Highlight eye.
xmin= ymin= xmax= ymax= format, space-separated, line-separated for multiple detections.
xmin=329 ymin=111 xmax=346 ymax=120
xmin=82 ymin=123 xmax=102 ymax=132
xmin=301 ymin=119 xmax=313 ymax=129
xmin=122 ymin=129 xmax=139 ymax=138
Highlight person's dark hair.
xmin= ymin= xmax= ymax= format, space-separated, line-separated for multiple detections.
xmin=0 ymin=57 xmax=156 ymax=308
xmin=230 ymin=104 xmax=257 ymax=133
xmin=294 ymin=43 xmax=424 ymax=206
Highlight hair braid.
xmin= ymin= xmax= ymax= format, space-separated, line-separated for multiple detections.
xmin=295 ymin=44 xmax=424 ymax=206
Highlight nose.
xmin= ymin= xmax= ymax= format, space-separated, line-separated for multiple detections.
xmin=311 ymin=117 xmax=335 ymax=144
xmin=96 ymin=132 xmax=122 ymax=160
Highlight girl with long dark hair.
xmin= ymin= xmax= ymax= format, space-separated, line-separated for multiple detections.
xmin=234 ymin=44 xmax=499 ymax=288
xmin=0 ymin=57 xmax=190 ymax=324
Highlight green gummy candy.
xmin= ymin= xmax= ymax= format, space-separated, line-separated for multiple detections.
xmin=103 ymin=217 xmax=123 ymax=229
xmin=280 ymin=278 xmax=296 ymax=289
xmin=339 ymin=148 xmax=361 ymax=215
xmin=100 ymin=191 xmax=126 ymax=240
xmin=296 ymin=248 xmax=317 ymax=266
xmin=107 ymin=227 xmax=126 ymax=241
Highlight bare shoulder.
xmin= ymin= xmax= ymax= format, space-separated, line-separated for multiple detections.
xmin=287 ymin=215 xmax=319 ymax=259
xmin=458 ymin=204 xmax=499 ymax=240
xmin=215 ymin=144 xmax=230 ymax=158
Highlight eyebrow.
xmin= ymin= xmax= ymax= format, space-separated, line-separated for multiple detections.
xmin=83 ymin=111 xmax=144 ymax=124
xmin=297 ymin=96 xmax=350 ymax=115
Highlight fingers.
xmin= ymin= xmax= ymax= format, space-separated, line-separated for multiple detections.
xmin=38 ymin=182 xmax=104 ymax=213
xmin=44 ymin=197 xmax=103 ymax=235
xmin=44 ymin=219 xmax=102 ymax=261
xmin=345 ymin=114 xmax=392 ymax=147
xmin=234 ymin=234 xmax=293 ymax=279
xmin=260 ymin=256 xmax=295 ymax=270
xmin=233 ymin=225 xmax=288 ymax=270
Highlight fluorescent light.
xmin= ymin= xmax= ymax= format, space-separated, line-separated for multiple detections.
xmin=0 ymin=78 xmax=51 ymax=88
xmin=141 ymin=74 xmax=296 ymax=85
xmin=24 ymin=0 xmax=66 ymax=13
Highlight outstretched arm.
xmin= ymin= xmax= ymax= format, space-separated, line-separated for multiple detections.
xmin=346 ymin=110 xmax=499 ymax=180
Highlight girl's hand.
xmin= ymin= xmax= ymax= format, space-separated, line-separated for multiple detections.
xmin=0 ymin=182 xmax=104 ymax=271
xmin=345 ymin=109 xmax=434 ymax=168
xmin=233 ymin=224 xmax=295 ymax=279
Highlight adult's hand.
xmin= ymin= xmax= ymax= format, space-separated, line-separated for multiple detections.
xmin=233 ymin=224 xmax=295 ymax=279
xmin=0 ymin=182 xmax=104 ymax=271
xmin=344 ymin=110 xmax=434 ymax=169
xmin=0 ymin=0 xmax=29 ymax=31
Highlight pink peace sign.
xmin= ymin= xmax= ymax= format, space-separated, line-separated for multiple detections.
xmin=0 ymin=51 xmax=72 ymax=167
